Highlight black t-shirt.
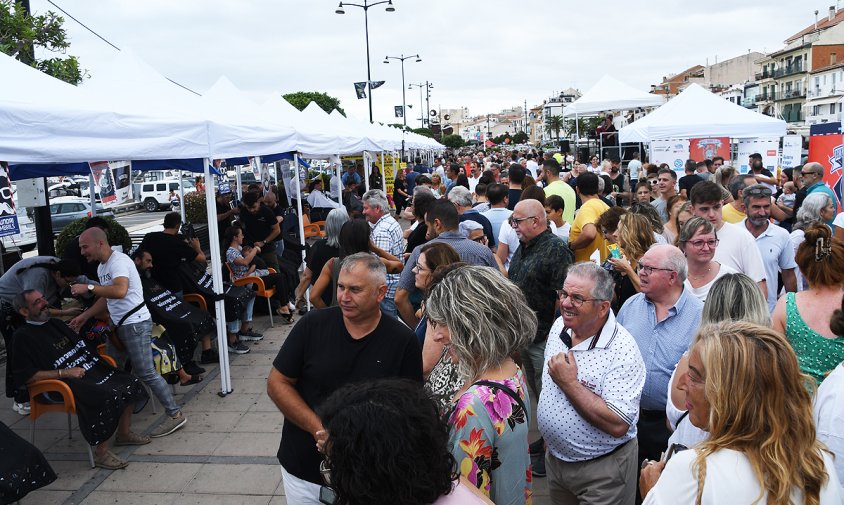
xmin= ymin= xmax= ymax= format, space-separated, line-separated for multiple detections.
xmin=239 ymin=204 xmax=277 ymax=245
xmin=140 ymin=232 xmax=198 ymax=293
xmin=679 ymin=174 xmax=704 ymax=195
xmin=305 ymin=240 xmax=339 ymax=306
xmin=273 ymin=306 xmax=422 ymax=483
xmin=507 ymin=188 xmax=523 ymax=210
xmin=607 ymin=173 xmax=626 ymax=206
xmin=62 ymin=236 xmax=99 ymax=281
xmin=406 ymin=222 xmax=428 ymax=253
xmin=216 ymin=199 xmax=233 ymax=237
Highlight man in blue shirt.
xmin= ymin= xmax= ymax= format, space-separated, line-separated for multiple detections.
xmin=801 ymin=162 xmax=839 ymax=226
xmin=616 ymin=244 xmax=703 ymax=468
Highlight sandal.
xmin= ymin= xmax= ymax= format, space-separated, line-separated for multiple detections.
xmin=95 ymin=450 xmax=129 ymax=470
xmin=275 ymin=307 xmax=295 ymax=324
xmin=179 ymin=375 xmax=203 ymax=386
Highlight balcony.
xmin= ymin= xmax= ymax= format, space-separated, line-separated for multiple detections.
xmin=758 ymin=91 xmax=776 ymax=102
xmin=742 ymin=96 xmax=758 ymax=108
xmin=772 ymin=63 xmax=805 ymax=79
xmin=755 ymin=69 xmax=772 ymax=81
xmin=807 ymin=87 xmax=844 ymax=99
xmin=775 ymin=90 xmax=806 ymax=101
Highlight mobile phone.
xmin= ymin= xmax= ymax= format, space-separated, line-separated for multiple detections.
xmin=665 ymin=443 xmax=688 ymax=462
xmin=318 ymin=486 xmax=336 ymax=505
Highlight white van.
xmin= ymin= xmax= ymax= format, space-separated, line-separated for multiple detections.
xmin=139 ymin=178 xmax=196 ymax=212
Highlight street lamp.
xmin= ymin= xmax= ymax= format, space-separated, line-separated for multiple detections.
xmin=335 ymin=0 xmax=395 ymax=123
xmin=384 ymin=53 xmax=420 ymax=129
xmin=409 ymin=81 xmax=433 ymax=128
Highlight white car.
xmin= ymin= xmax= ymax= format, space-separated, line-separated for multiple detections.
xmin=0 ymin=207 xmax=36 ymax=251
xmin=138 ymin=178 xmax=195 ymax=212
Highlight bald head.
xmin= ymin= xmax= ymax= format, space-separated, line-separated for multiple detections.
xmin=512 ymin=199 xmax=548 ymax=241
xmin=639 ymin=244 xmax=687 ymax=300
xmin=263 ymin=191 xmax=277 ymax=206
xmin=79 ymin=227 xmax=110 ymax=263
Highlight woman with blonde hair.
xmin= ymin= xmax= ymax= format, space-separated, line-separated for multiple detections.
xmin=642 ymin=321 xmax=842 ymax=503
xmin=430 ymin=172 xmax=447 ymax=198
xmin=607 ymin=213 xmax=654 ymax=312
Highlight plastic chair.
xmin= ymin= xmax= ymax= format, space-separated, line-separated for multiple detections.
xmin=225 ymin=263 xmax=278 ymax=327
xmin=183 ymin=293 xmax=207 ymax=311
xmin=27 ymin=379 xmax=95 ymax=468
xmin=303 ymin=222 xmax=326 ymax=239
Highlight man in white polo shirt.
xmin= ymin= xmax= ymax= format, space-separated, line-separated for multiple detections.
xmin=538 ymin=262 xmax=646 ymax=504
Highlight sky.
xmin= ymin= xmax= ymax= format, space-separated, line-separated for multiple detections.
xmin=30 ymin=0 xmax=844 ymax=125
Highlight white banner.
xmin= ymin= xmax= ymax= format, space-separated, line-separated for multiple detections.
xmin=781 ymin=135 xmax=802 ymax=170
xmin=109 ymin=161 xmax=132 ymax=206
xmin=736 ymin=139 xmax=779 ymax=174
xmin=649 ymin=139 xmax=689 ymax=178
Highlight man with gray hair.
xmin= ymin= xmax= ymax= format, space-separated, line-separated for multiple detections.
xmin=268 ymin=252 xmax=422 ymax=504
xmin=448 ymin=186 xmax=496 ymax=248
xmin=616 ymin=244 xmax=703 ymax=470
xmin=539 ymin=262 xmax=645 ymax=504
xmin=362 ymin=189 xmax=404 ymax=318
xmin=800 ymin=161 xmax=839 ymax=226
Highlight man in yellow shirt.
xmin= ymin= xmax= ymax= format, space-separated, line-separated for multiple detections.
xmin=569 ymin=172 xmax=610 ymax=262
xmin=542 ymin=158 xmax=576 ymax=224
xmin=721 ymin=173 xmax=756 ymax=224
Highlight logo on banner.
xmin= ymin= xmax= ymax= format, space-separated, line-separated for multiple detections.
xmin=830 ymin=144 xmax=843 ymax=175
xmin=673 ymin=159 xmax=683 ymax=169
xmin=0 ymin=162 xmax=18 ymax=237
xmin=394 ymin=106 xmax=404 ymax=118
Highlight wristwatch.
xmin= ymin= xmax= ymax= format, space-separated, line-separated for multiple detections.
xmin=87 ymin=284 xmax=95 ymax=293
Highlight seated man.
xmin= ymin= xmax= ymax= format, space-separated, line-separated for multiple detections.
xmin=11 ymin=289 xmax=149 ymax=470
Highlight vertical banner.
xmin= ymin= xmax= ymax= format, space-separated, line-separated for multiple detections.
xmin=736 ymin=139 xmax=779 ymax=173
xmin=781 ymin=135 xmax=803 ymax=170
xmin=279 ymin=159 xmax=296 ymax=206
xmin=689 ymin=137 xmax=730 ymax=162
xmin=0 ymin=162 xmax=19 ymax=237
xmin=807 ymin=130 xmax=843 ymax=208
xmin=90 ymin=161 xmax=116 ymax=205
xmin=328 ymin=155 xmax=343 ymax=200
xmin=109 ymin=161 xmax=132 ymax=205
xmin=260 ymin=162 xmax=271 ymax=195
xmin=649 ymin=139 xmax=690 ymax=178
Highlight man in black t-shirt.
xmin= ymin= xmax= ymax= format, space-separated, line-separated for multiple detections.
xmin=678 ymin=159 xmax=704 ymax=198
xmin=215 ymin=192 xmax=238 ymax=238
xmin=140 ymin=213 xmax=205 ymax=296
xmin=239 ymin=191 xmax=281 ymax=272
xmin=267 ymin=253 xmax=422 ymax=503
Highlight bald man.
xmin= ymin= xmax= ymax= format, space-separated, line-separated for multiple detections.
xmin=799 ymin=161 xmax=838 ymax=226
xmin=70 ymin=228 xmax=187 ymax=438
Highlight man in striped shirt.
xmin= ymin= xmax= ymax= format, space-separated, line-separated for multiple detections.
xmin=362 ymin=190 xmax=404 ymax=319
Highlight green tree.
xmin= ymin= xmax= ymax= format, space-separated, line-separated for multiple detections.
xmin=512 ymin=131 xmax=529 ymax=144
xmin=411 ymin=127 xmax=434 ymax=138
xmin=545 ymin=115 xmax=564 ymax=140
xmin=282 ymin=91 xmax=346 ymax=116
xmin=564 ymin=117 xmax=602 ymax=137
xmin=0 ymin=0 xmax=84 ymax=84
xmin=387 ymin=123 xmax=406 ymax=130
xmin=441 ymin=134 xmax=464 ymax=149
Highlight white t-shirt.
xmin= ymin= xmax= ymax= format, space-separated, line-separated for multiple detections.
xmin=525 ymin=160 xmax=539 ymax=179
xmin=682 ymin=263 xmax=738 ymax=302
xmin=627 ymin=159 xmax=642 ymax=180
xmin=98 ymin=251 xmax=150 ymax=325
xmin=665 ymin=352 xmax=709 ymax=450
xmin=643 ymin=448 xmax=842 ymax=504
xmin=551 ymin=221 xmax=571 ymax=244
xmin=713 ymin=222 xmax=767 ymax=283
xmin=498 ymin=224 xmax=521 ymax=270
xmin=814 ymin=362 xmax=844 ymax=490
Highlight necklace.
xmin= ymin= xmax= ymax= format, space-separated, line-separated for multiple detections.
xmin=688 ymin=264 xmax=712 ymax=280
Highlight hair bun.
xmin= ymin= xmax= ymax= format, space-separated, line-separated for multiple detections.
xmin=803 ymin=223 xmax=831 ymax=243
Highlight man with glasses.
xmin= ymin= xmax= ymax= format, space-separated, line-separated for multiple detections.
xmin=800 ymin=162 xmax=839 ymax=226
xmin=617 ymin=245 xmax=703 ymax=472
xmin=690 ymin=181 xmax=767 ymax=297
xmin=539 ymin=262 xmax=645 ymax=504
xmin=742 ymin=184 xmax=798 ymax=312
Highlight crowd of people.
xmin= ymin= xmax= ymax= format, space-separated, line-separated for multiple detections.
xmin=4 ymin=146 xmax=844 ymax=504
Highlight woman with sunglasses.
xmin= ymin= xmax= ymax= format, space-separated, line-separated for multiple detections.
xmin=677 ymin=217 xmax=737 ymax=302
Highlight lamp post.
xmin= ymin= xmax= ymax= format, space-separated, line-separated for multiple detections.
xmin=409 ymin=81 xmax=433 ymax=128
xmin=335 ymin=0 xmax=395 ymax=123
xmin=385 ymin=53 xmax=419 ymax=162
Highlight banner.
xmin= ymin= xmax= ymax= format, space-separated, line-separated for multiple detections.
xmin=394 ymin=105 xmax=404 ymax=118
xmin=649 ymin=139 xmax=689 ymax=178
xmin=89 ymin=161 xmax=116 ymax=205
xmin=370 ymin=80 xmax=385 ymax=89
xmin=354 ymin=82 xmax=367 ymax=99
xmin=260 ymin=161 xmax=271 ymax=195
xmin=689 ymin=137 xmax=729 ymax=162
xmin=735 ymin=139 xmax=778 ymax=174
xmin=781 ymin=135 xmax=802 ymax=170
xmin=109 ymin=161 xmax=132 ymax=206
xmin=807 ymin=132 xmax=843 ymax=209
xmin=0 ymin=162 xmax=19 ymax=238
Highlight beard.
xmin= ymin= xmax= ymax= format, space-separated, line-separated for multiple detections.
xmin=748 ymin=216 xmax=769 ymax=226
xmin=28 ymin=308 xmax=50 ymax=323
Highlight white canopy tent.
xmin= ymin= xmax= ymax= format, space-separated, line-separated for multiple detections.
xmin=618 ymin=83 xmax=787 ymax=143
xmin=562 ymin=75 xmax=665 ymax=118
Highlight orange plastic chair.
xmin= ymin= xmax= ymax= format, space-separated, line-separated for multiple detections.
xmin=28 ymin=379 xmax=95 ymax=468
xmin=183 ymin=293 xmax=208 ymax=311
xmin=225 ymin=263 xmax=278 ymax=327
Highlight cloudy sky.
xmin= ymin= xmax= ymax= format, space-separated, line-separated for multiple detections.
xmin=31 ymin=0 xmax=839 ymax=124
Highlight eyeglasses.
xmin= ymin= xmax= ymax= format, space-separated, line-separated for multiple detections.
xmin=801 ymin=170 xmax=820 ymax=177
xmin=557 ymin=289 xmax=602 ymax=307
xmin=508 ymin=215 xmax=537 ymax=227
xmin=648 ymin=179 xmax=658 ymax=185
xmin=637 ymin=263 xmax=675 ymax=275
xmin=411 ymin=263 xmax=429 ymax=273
xmin=471 ymin=235 xmax=486 ymax=243
xmin=687 ymin=239 xmax=719 ymax=249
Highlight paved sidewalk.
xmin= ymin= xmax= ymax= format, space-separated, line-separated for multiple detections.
xmin=2 ymin=313 xmax=551 ymax=505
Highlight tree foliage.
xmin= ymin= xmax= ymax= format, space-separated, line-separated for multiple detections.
xmin=0 ymin=0 xmax=84 ymax=85
xmin=512 ymin=131 xmax=529 ymax=144
xmin=411 ymin=127 xmax=434 ymax=138
xmin=282 ymin=91 xmax=346 ymax=116
xmin=545 ymin=115 xmax=564 ymax=140
xmin=440 ymin=134 xmax=464 ymax=149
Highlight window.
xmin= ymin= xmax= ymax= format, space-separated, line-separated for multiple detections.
xmin=143 ymin=184 xmax=153 ymax=192
xmin=814 ymin=105 xmax=821 ymax=115
xmin=831 ymin=103 xmax=837 ymax=115
xmin=816 ymin=76 xmax=821 ymax=90
xmin=169 ymin=183 xmax=179 ymax=191
xmin=832 ymin=53 xmax=838 ymax=65
xmin=49 ymin=204 xmax=59 ymax=213
xmin=156 ymin=183 xmax=166 ymax=192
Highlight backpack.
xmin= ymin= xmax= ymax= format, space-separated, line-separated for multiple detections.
xmin=151 ymin=325 xmax=181 ymax=385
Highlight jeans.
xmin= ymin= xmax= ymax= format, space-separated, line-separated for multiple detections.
xmin=115 ymin=320 xmax=180 ymax=417
xmin=227 ymin=295 xmax=256 ymax=333
xmin=380 ymin=297 xmax=398 ymax=320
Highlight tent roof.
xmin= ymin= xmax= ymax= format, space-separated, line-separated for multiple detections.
xmin=562 ymin=75 xmax=664 ymax=117
xmin=618 ymin=83 xmax=787 ymax=143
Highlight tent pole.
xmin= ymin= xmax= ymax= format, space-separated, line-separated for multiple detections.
xmin=236 ymin=165 xmax=242 ymax=201
xmin=89 ymin=174 xmax=96 ymax=216
xmin=363 ymin=151 xmax=370 ymax=193
xmin=335 ymin=155 xmax=343 ymax=205
xmin=203 ymin=158 xmax=231 ymax=395
xmin=179 ymin=171 xmax=186 ymax=223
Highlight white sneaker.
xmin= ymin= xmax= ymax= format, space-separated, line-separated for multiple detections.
xmin=12 ymin=401 xmax=30 ymax=415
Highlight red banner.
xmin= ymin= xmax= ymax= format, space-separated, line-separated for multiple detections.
xmin=807 ymin=134 xmax=843 ymax=208
xmin=689 ymin=137 xmax=730 ymax=162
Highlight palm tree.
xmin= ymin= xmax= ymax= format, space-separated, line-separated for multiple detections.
xmin=545 ymin=115 xmax=564 ymax=140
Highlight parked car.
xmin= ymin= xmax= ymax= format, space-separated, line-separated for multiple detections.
xmin=47 ymin=197 xmax=115 ymax=234
xmin=139 ymin=178 xmax=195 ymax=212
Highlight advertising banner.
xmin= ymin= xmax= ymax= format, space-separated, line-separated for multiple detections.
xmin=0 ymin=162 xmax=19 ymax=238
xmin=807 ymin=133 xmax=843 ymax=209
xmin=735 ymin=139 xmax=778 ymax=174
xmin=89 ymin=161 xmax=116 ymax=205
xmin=689 ymin=137 xmax=729 ymax=162
xmin=109 ymin=161 xmax=132 ymax=205
xmin=649 ymin=139 xmax=689 ymax=178
xmin=781 ymin=135 xmax=803 ymax=170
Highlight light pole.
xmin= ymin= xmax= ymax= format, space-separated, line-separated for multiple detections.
xmin=409 ymin=81 xmax=433 ymax=128
xmin=384 ymin=53 xmax=420 ymax=128
xmin=336 ymin=0 xmax=395 ymax=123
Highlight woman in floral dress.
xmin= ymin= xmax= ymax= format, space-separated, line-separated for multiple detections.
xmin=426 ymin=265 xmax=537 ymax=505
